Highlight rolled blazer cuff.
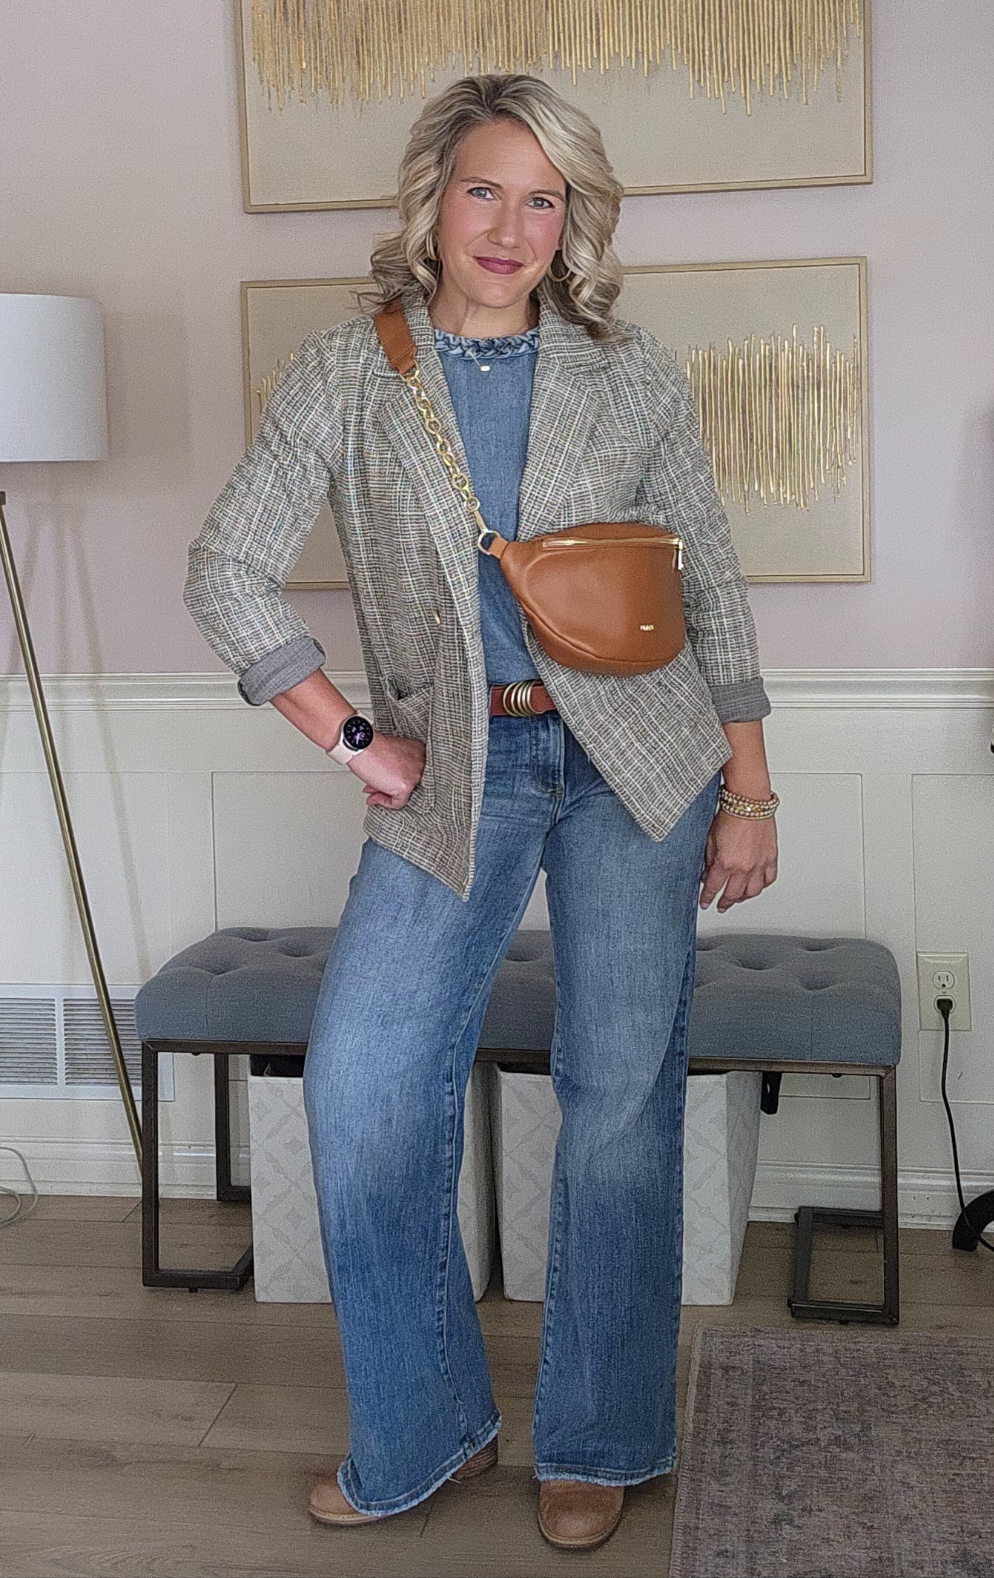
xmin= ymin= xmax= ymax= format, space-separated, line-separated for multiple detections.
xmin=237 ymin=636 xmax=327 ymax=706
xmin=708 ymin=676 xmax=772 ymax=724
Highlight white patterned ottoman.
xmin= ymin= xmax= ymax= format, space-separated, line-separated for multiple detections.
xmin=490 ymin=1067 xmax=762 ymax=1304
xmin=248 ymin=1061 xmax=496 ymax=1302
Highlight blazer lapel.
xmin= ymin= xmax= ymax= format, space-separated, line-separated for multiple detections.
xmin=516 ymin=298 xmax=612 ymax=542
xmin=370 ymin=285 xmax=613 ymax=624
xmin=371 ymin=286 xmax=483 ymax=651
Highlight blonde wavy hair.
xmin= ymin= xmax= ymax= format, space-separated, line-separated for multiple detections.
xmin=358 ymin=74 xmax=625 ymax=341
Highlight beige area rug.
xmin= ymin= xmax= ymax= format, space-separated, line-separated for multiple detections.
xmin=669 ymin=1326 xmax=994 ymax=1578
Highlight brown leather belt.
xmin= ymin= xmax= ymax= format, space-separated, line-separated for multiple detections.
xmin=489 ymin=681 xmax=558 ymax=718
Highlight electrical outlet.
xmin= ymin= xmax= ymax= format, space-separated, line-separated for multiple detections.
xmin=917 ymin=953 xmax=971 ymax=1031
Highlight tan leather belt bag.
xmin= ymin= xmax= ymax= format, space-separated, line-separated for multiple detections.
xmin=374 ymin=297 xmax=686 ymax=677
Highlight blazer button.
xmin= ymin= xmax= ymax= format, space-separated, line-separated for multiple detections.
xmin=433 ymin=610 xmax=441 ymax=625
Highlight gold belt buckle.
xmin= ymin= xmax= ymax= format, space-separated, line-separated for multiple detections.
xmin=501 ymin=681 xmax=539 ymax=717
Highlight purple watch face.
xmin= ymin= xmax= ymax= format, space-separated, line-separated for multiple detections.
xmin=342 ymin=714 xmax=374 ymax=752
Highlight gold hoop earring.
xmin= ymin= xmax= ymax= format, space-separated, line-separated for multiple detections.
xmin=548 ymin=259 xmax=570 ymax=283
xmin=425 ymin=232 xmax=438 ymax=262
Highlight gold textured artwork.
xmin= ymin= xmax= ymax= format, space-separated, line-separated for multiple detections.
xmin=244 ymin=262 xmax=869 ymax=584
xmin=253 ymin=353 xmax=295 ymax=417
xmin=251 ymin=0 xmax=863 ymax=112
xmin=616 ymin=259 xmax=869 ymax=580
xmin=686 ymin=325 xmax=862 ymax=512
xmin=236 ymin=0 xmax=870 ymax=209
xmin=241 ymin=279 xmax=370 ymax=587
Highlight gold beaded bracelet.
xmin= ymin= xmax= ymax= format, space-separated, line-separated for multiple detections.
xmin=718 ymin=787 xmax=780 ymax=820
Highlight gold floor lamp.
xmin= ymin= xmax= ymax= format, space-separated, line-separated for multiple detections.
xmin=0 ymin=293 xmax=141 ymax=1166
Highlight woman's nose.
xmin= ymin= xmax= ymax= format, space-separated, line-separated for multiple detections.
xmin=489 ymin=205 xmax=524 ymax=249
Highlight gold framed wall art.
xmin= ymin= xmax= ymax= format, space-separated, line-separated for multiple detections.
xmin=617 ymin=258 xmax=869 ymax=582
xmin=243 ymin=258 xmax=869 ymax=587
xmin=236 ymin=0 xmax=871 ymax=212
xmin=241 ymin=277 xmax=369 ymax=588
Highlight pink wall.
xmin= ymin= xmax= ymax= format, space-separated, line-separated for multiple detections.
xmin=1 ymin=0 xmax=992 ymax=677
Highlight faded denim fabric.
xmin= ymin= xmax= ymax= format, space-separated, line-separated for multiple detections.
xmin=434 ymin=325 xmax=540 ymax=685
xmin=303 ymin=714 xmax=720 ymax=1515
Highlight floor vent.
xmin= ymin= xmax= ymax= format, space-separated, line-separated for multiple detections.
xmin=0 ymin=987 xmax=173 ymax=1100
xmin=64 ymin=997 xmax=140 ymax=1087
xmin=0 ymin=998 xmax=58 ymax=1085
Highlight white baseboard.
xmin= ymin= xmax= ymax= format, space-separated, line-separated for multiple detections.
xmin=0 ymin=1140 xmax=250 ymax=1198
xmin=750 ymin=1162 xmax=994 ymax=1229
xmin=2 ymin=1140 xmax=989 ymax=1232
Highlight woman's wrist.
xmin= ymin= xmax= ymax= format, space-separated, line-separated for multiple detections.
xmin=270 ymin=670 xmax=358 ymax=754
xmin=718 ymin=786 xmax=779 ymax=820
xmin=721 ymin=771 xmax=773 ymax=800
xmin=720 ymin=719 xmax=773 ymax=801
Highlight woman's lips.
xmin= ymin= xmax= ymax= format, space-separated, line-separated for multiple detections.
xmin=475 ymin=256 xmax=524 ymax=275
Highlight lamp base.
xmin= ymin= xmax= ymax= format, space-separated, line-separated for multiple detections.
xmin=0 ymin=488 xmax=141 ymax=1166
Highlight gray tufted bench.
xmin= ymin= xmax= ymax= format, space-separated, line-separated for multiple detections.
xmin=135 ymin=928 xmax=901 ymax=1323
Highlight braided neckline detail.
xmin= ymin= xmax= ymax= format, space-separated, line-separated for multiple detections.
xmin=433 ymin=325 xmax=539 ymax=360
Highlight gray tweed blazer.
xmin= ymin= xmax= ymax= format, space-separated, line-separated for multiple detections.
xmin=186 ymin=281 xmax=769 ymax=898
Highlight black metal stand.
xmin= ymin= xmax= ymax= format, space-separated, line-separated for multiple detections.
xmin=788 ymin=1066 xmax=900 ymax=1326
xmin=213 ymin=1053 xmax=251 ymax=1206
xmin=139 ymin=1038 xmax=902 ymax=1316
xmin=141 ymin=1043 xmax=253 ymax=1291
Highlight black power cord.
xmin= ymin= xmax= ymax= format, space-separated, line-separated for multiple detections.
xmin=936 ymin=997 xmax=994 ymax=1255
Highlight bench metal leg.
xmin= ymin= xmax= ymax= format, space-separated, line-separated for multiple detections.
xmin=214 ymin=1052 xmax=250 ymax=1205
xmin=141 ymin=1043 xmax=253 ymax=1292
xmin=789 ymin=1065 xmax=899 ymax=1326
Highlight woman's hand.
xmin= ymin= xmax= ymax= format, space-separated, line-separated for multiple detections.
xmin=699 ymin=811 xmax=778 ymax=913
xmin=350 ymin=734 xmax=426 ymax=810
xmin=267 ymin=674 xmax=425 ymax=811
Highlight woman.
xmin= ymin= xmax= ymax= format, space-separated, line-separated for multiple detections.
xmin=186 ymin=73 xmax=777 ymax=1552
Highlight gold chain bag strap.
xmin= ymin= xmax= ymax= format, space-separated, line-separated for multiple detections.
xmin=373 ymin=296 xmax=686 ymax=677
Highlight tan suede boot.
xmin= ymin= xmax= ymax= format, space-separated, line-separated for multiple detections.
xmin=449 ymin=1435 xmax=499 ymax=1482
xmin=308 ymin=1478 xmax=381 ymax=1527
xmin=309 ymin=1437 xmax=499 ymax=1526
xmin=537 ymin=1479 xmax=625 ymax=1550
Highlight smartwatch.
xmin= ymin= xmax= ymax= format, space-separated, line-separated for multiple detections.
xmin=326 ymin=713 xmax=375 ymax=765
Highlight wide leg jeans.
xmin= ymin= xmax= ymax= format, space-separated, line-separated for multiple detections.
xmin=303 ymin=713 xmax=720 ymax=1515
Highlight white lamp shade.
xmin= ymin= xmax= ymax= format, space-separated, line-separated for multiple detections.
xmin=0 ymin=294 xmax=108 ymax=462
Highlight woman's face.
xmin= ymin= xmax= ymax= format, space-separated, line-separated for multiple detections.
xmin=434 ymin=118 xmax=568 ymax=316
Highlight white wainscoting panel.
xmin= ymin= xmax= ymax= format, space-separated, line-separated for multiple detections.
xmin=699 ymin=771 xmax=865 ymax=940
xmin=0 ymin=771 xmax=172 ymax=984
xmin=213 ymin=769 xmax=367 ymax=930
xmin=913 ymin=774 xmax=994 ymax=1108
xmin=0 ymin=670 xmax=992 ymax=1227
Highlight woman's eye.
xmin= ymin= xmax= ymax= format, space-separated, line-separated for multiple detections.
xmin=466 ymin=187 xmax=556 ymax=209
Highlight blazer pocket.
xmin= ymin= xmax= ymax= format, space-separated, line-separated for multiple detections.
xmin=383 ymin=680 xmax=435 ymax=810
xmin=384 ymin=679 xmax=433 ymax=742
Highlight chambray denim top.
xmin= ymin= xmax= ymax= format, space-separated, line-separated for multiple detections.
xmin=434 ymin=325 xmax=540 ymax=685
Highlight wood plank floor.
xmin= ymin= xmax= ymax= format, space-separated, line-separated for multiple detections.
xmin=0 ymin=1198 xmax=990 ymax=1577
